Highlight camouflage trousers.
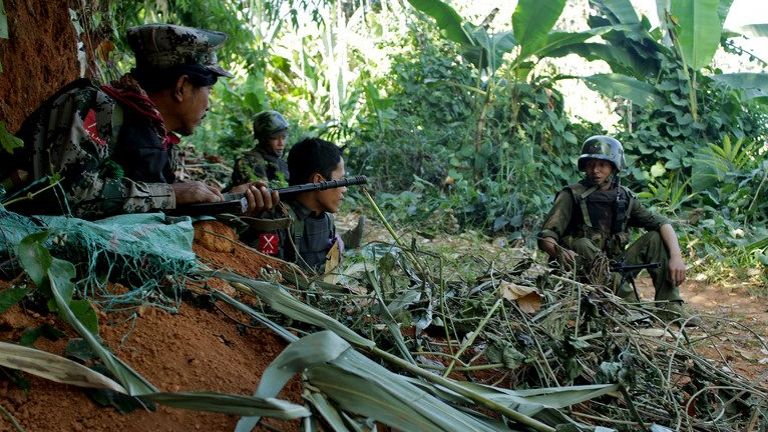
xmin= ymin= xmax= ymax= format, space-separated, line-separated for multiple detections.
xmin=569 ymin=231 xmax=682 ymax=302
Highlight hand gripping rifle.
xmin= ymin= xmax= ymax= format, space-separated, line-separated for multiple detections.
xmin=610 ymin=261 xmax=661 ymax=300
xmin=170 ymin=175 xmax=368 ymax=216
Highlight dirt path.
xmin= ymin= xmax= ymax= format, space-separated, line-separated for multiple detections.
xmin=636 ymin=276 xmax=768 ymax=383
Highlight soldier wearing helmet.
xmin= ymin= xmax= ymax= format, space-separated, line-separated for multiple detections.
xmin=538 ymin=136 xmax=698 ymax=326
xmin=230 ymin=110 xmax=291 ymax=188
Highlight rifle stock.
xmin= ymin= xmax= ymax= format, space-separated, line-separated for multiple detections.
xmin=169 ymin=175 xmax=368 ymax=216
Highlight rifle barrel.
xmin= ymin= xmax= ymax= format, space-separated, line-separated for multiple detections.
xmin=173 ymin=175 xmax=368 ymax=216
xmin=611 ymin=262 xmax=661 ymax=273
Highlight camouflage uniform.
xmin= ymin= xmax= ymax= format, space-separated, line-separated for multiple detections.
xmin=3 ymin=24 xmax=231 ymax=218
xmin=230 ymin=146 xmax=289 ymax=188
xmin=230 ymin=110 xmax=290 ymax=188
xmin=539 ymin=157 xmax=681 ymax=302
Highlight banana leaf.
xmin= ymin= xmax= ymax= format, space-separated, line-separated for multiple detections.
xmin=406 ymin=0 xmax=473 ymax=46
xmin=711 ymin=72 xmax=768 ymax=98
xmin=513 ymin=0 xmax=566 ymax=60
xmin=0 ymin=342 xmax=310 ymax=419
xmin=303 ymin=392 xmax=351 ymax=432
xmin=237 ymin=331 xmax=519 ymax=432
xmin=583 ymin=73 xmax=665 ymax=107
xmin=213 ymin=271 xmax=374 ymax=347
xmin=670 ymin=0 xmax=722 ymax=70
xmin=736 ymin=23 xmax=768 ymax=38
xmin=0 ymin=341 xmax=126 ymax=392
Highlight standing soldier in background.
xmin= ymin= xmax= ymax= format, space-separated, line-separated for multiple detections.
xmin=537 ymin=135 xmax=700 ymax=326
xmin=2 ymin=24 xmax=275 ymax=218
xmin=230 ymin=110 xmax=290 ymax=188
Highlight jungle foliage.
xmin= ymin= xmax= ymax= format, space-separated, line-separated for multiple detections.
xmin=79 ymin=0 xmax=768 ymax=278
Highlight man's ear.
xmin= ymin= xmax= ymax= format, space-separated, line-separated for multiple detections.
xmin=173 ymin=75 xmax=190 ymax=102
xmin=311 ymin=172 xmax=325 ymax=183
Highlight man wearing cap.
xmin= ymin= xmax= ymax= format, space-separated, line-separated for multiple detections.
xmin=230 ymin=110 xmax=290 ymax=188
xmin=4 ymin=24 xmax=275 ymax=218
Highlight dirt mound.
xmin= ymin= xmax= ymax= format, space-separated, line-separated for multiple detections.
xmin=0 ymin=0 xmax=84 ymax=133
xmin=0 ymin=221 xmax=300 ymax=432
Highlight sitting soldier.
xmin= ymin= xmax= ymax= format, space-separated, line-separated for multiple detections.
xmin=537 ymin=135 xmax=699 ymax=326
xmin=249 ymin=137 xmax=347 ymax=273
xmin=230 ymin=110 xmax=290 ymax=188
xmin=1 ymin=24 xmax=274 ymax=218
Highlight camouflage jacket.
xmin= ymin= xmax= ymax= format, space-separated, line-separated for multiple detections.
xmin=9 ymin=77 xmax=179 ymax=218
xmin=230 ymin=145 xmax=289 ymax=189
xmin=539 ymin=180 xmax=670 ymax=254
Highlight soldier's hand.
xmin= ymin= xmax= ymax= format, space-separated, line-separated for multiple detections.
xmin=231 ymin=181 xmax=280 ymax=215
xmin=558 ymin=248 xmax=577 ymax=270
xmin=668 ymin=255 xmax=687 ymax=286
xmin=172 ymin=181 xmax=223 ymax=205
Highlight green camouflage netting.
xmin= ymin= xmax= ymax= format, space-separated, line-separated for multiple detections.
xmin=0 ymin=208 xmax=196 ymax=311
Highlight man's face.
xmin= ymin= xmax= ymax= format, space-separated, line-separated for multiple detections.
xmin=265 ymin=133 xmax=287 ymax=156
xmin=584 ymin=158 xmax=614 ymax=188
xmin=316 ymin=158 xmax=346 ymax=213
xmin=176 ymin=84 xmax=212 ymax=136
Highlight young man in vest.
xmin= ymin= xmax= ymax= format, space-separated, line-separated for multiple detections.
xmin=3 ymin=24 xmax=275 ymax=218
xmin=249 ymin=137 xmax=345 ymax=273
xmin=230 ymin=110 xmax=290 ymax=188
xmin=538 ymin=135 xmax=699 ymax=326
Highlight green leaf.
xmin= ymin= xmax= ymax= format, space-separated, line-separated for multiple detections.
xmin=0 ymin=341 xmax=309 ymax=419
xmin=671 ymin=0 xmax=722 ymax=70
xmin=455 ymin=381 xmax=619 ymax=416
xmin=0 ymin=0 xmax=8 ymax=39
xmin=736 ymin=23 xmax=768 ymax=38
xmin=599 ymin=0 xmax=640 ymax=24
xmin=0 ymin=121 xmax=22 ymax=153
xmin=583 ymin=73 xmax=665 ymax=107
xmin=0 ymin=341 xmax=127 ymax=392
xmin=513 ymin=0 xmax=566 ymax=60
xmin=146 ymin=392 xmax=309 ymax=419
xmin=217 ymin=272 xmax=374 ymax=348
xmin=0 ymin=287 xmax=27 ymax=314
xmin=711 ymin=72 xmax=768 ymax=99
xmin=17 ymin=232 xmax=52 ymax=287
xmin=406 ymin=0 xmax=473 ymax=46
xmin=717 ymin=0 xmax=735 ymax=28
xmin=239 ymin=332 xmax=504 ymax=432
xmin=64 ymin=338 xmax=98 ymax=363
xmin=69 ymin=299 xmax=99 ymax=335
xmin=19 ymin=324 xmax=65 ymax=347
xmin=304 ymin=392 xmax=351 ymax=432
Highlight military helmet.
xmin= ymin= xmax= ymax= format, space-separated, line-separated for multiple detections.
xmin=253 ymin=110 xmax=289 ymax=140
xmin=577 ymin=135 xmax=626 ymax=172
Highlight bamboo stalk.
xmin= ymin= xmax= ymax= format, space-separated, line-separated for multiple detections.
xmin=443 ymin=298 xmax=502 ymax=377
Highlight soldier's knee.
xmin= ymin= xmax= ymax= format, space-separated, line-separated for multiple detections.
xmin=571 ymin=237 xmax=599 ymax=254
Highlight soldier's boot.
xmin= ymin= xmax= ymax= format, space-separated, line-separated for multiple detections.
xmin=657 ymin=301 xmax=702 ymax=327
xmin=341 ymin=216 xmax=366 ymax=249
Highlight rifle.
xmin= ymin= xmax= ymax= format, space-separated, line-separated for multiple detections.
xmin=611 ymin=262 xmax=661 ymax=273
xmin=170 ymin=175 xmax=368 ymax=216
xmin=610 ymin=261 xmax=661 ymax=301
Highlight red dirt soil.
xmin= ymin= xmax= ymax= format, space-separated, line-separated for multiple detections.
xmin=0 ymin=0 xmax=85 ymax=133
xmin=0 ymin=221 xmax=302 ymax=432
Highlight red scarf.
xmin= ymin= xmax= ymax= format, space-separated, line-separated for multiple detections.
xmin=101 ymin=75 xmax=180 ymax=148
